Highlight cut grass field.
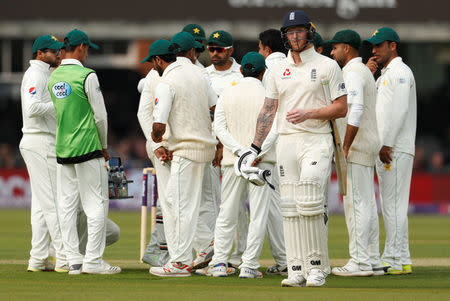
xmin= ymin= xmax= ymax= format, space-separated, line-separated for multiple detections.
xmin=1 ymin=209 xmax=449 ymax=301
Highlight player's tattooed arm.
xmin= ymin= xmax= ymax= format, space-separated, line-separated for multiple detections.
xmin=253 ymin=97 xmax=279 ymax=148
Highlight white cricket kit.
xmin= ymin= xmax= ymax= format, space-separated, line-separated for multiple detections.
xmin=340 ymin=57 xmax=381 ymax=271
xmin=206 ymin=58 xmax=247 ymax=266
xmin=262 ymin=51 xmax=288 ymax=268
xmin=153 ymin=61 xmax=217 ymax=265
xmin=211 ymin=77 xmax=284 ymax=269
xmin=375 ymin=57 xmax=416 ymax=270
xmin=266 ymin=47 xmax=346 ymax=278
xmin=56 ymin=59 xmax=110 ymax=270
xmin=19 ymin=60 xmax=66 ymax=270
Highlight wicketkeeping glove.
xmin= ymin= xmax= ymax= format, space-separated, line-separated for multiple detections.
xmin=234 ymin=144 xmax=261 ymax=177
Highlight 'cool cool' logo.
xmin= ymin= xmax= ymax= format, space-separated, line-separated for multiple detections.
xmin=52 ymin=82 xmax=72 ymax=99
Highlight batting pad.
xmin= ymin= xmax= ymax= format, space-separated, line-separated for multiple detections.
xmin=280 ymin=182 xmax=298 ymax=217
xmin=296 ymin=181 xmax=324 ymax=216
xmin=283 ymin=216 xmax=303 ymax=278
xmin=299 ymin=214 xmax=329 ymax=274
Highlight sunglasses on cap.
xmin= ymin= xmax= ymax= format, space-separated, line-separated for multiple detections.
xmin=207 ymin=46 xmax=232 ymax=53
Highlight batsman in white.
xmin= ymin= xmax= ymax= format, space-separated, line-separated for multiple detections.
xmin=19 ymin=35 xmax=68 ymax=273
xmin=257 ymin=29 xmax=289 ymax=275
xmin=148 ymin=39 xmax=217 ymax=277
xmin=236 ymin=10 xmax=347 ymax=287
xmin=205 ymin=30 xmax=249 ymax=268
xmin=328 ymin=29 xmax=384 ymax=276
xmin=366 ymin=27 xmax=416 ymax=275
xmin=209 ymin=51 xmax=282 ymax=279
xmin=49 ymin=29 xmax=120 ymax=275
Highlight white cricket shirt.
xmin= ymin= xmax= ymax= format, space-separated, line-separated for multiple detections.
xmin=205 ymin=57 xmax=243 ymax=96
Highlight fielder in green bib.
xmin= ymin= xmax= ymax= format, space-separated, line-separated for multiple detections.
xmin=49 ymin=64 xmax=103 ymax=163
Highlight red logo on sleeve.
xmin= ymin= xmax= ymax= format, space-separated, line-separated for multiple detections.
xmin=154 ymin=98 xmax=158 ymax=105
xmin=29 ymin=87 xmax=36 ymax=95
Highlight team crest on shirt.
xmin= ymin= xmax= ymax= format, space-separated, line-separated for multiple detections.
xmin=338 ymin=82 xmax=346 ymax=92
xmin=311 ymin=69 xmax=317 ymax=82
xmin=281 ymin=68 xmax=291 ymax=79
xmin=29 ymin=87 xmax=36 ymax=95
xmin=51 ymin=82 xmax=72 ymax=99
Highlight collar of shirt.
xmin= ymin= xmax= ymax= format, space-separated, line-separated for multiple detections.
xmin=60 ymin=58 xmax=84 ymax=67
xmin=286 ymin=46 xmax=316 ymax=65
xmin=176 ymin=56 xmax=193 ymax=65
xmin=343 ymin=57 xmax=362 ymax=72
xmin=380 ymin=56 xmax=403 ymax=75
xmin=209 ymin=57 xmax=240 ymax=75
xmin=266 ymin=52 xmax=286 ymax=69
xmin=162 ymin=61 xmax=181 ymax=77
xmin=241 ymin=76 xmax=263 ymax=86
xmin=29 ymin=60 xmax=51 ymax=74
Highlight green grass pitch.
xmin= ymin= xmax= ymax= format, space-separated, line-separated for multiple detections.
xmin=1 ymin=209 xmax=449 ymax=300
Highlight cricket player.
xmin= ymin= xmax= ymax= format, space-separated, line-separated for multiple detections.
xmin=182 ymin=23 xmax=207 ymax=68
xmin=312 ymin=32 xmax=324 ymax=54
xmin=365 ymin=27 xmax=417 ymax=275
xmin=209 ymin=52 xmax=281 ymax=278
xmin=257 ymin=29 xmax=289 ymax=275
xmin=206 ymin=30 xmax=248 ymax=268
xmin=328 ymin=29 xmax=384 ymax=276
xmin=49 ymin=29 xmax=120 ymax=274
xmin=147 ymin=39 xmax=217 ymax=277
xmin=137 ymin=65 xmax=171 ymax=267
xmin=236 ymin=11 xmax=347 ymax=287
xmin=19 ymin=35 xmax=68 ymax=273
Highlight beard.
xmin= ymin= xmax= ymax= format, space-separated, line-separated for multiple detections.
xmin=155 ymin=64 xmax=164 ymax=76
xmin=211 ymin=56 xmax=229 ymax=66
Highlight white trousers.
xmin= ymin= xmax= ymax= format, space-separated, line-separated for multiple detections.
xmin=19 ymin=133 xmax=66 ymax=269
xmin=57 ymin=157 xmax=108 ymax=269
xmin=376 ymin=151 xmax=413 ymax=270
xmin=344 ymin=162 xmax=381 ymax=270
xmin=164 ymin=156 xmax=211 ymax=264
xmin=210 ymin=163 xmax=277 ymax=269
xmin=77 ymin=212 xmax=120 ymax=254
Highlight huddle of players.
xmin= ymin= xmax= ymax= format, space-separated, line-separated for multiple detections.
xmin=139 ymin=9 xmax=417 ymax=287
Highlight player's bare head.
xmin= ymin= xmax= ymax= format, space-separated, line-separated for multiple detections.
xmin=207 ymin=30 xmax=234 ymax=66
xmin=281 ymin=10 xmax=316 ymax=53
xmin=328 ymin=30 xmax=361 ymax=67
xmin=258 ymin=29 xmax=285 ymax=59
xmin=365 ymin=27 xmax=400 ymax=67
xmin=32 ymin=35 xmax=64 ymax=67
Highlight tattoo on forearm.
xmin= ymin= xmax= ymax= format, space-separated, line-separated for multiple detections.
xmin=254 ymin=98 xmax=278 ymax=147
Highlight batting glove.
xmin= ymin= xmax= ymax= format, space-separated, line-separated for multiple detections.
xmin=234 ymin=144 xmax=261 ymax=177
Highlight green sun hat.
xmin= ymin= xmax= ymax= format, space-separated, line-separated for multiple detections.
xmin=241 ymin=51 xmax=266 ymax=74
xmin=171 ymin=32 xmax=195 ymax=52
xmin=65 ymin=29 xmax=99 ymax=49
xmin=32 ymin=35 xmax=64 ymax=54
xmin=312 ymin=32 xmax=324 ymax=48
xmin=141 ymin=39 xmax=174 ymax=63
xmin=365 ymin=27 xmax=400 ymax=45
xmin=207 ymin=30 xmax=233 ymax=47
xmin=327 ymin=29 xmax=361 ymax=49
xmin=182 ymin=24 xmax=206 ymax=41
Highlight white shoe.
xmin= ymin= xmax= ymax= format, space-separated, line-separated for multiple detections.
xmin=196 ymin=266 xmax=236 ymax=276
xmin=192 ymin=241 xmax=214 ymax=270
xmin=266 ymin=264 xmax=288 ymax=275
xmin=239 ymin=267 xmax=263 ymax=278
xmin=306 ymin=269 xmax=326 ymax=287
xmin=372 ymin=266 xmax=386 ymax=276
xmin=209 ymin=263 xmax=228 ymax=277
xmin=55 ymin=264 xmax=69 ymax=273
xmin=281 ymin=273 xmax=306 ymax=287
xmin=68 ymin=264 xmax=82 ymax=275
xmin=332 ymin=262 xmax=374 ymax=277
xmin=149 ymin=262 xmax=191 ymax=277
xmin=82 ymin=261 xmax=121 ymax=274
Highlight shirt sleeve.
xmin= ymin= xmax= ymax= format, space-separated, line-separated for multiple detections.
xmin=380 ymin=72 xmax=411 ymax=147
xmin=344 ymin=71 xmax=364 ymax=106
xmin=213 ymin=94 xmax=243 ymax=155
xmin=153 ymin=82 xmax=174 ymax=124
xmin=85 ymin=72 xmax=108 ymax=148
xmin=23 ymin=72 xmax=55 ymax=118
xmin=328 ymin=61 xmax=347 ymax=101
xmin=137 ymin=76 xmax=154 ymax=141
xmin=203 ymin=72 xmax=218 ymax=108
xmin=264 ymin=68 xmax=279 ymax=100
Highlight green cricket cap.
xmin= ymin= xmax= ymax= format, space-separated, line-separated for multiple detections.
xmin=312 ymin=32 xmax=324 ymax=48
xmin=207 ymin=30 xmax=233 ymax=47
xmin=241 ymin=51 xmax=266 ymax=74
xmin=65 ymin=29 xmax=99 ymax=49
xmin=327 ymin=29 xmax=361 ymax=49
xmin=171 ymin=32 xmax=195 ymax=52
xmin=32 ymin=35 xmax=64 ymax=54
xmin=365 ymin=27 xmax=400 ymax=45
xmin=182 ymin=24 xmax=206 ymax=41
xmin=194 ymin=41 xmax=205 ymax=52
xmin=141 ymin=39 xmax=174 ymax=63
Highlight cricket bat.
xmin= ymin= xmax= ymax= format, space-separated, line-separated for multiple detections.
xmin=321 ymin=78 xmax=347 ymax=196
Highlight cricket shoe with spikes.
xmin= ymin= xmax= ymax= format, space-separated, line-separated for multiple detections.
xmin=239 ymin=267 xmax=263 ymax=278
xmin=266 ymin=264 xmax=288 ymax=275
xmin=209 ymin=263 xmax=228 ymax=277
xmin=306 ymin=269 xmax=326 ymax=287
xmin=150 ymin=262 xmax=191 ymax=277
xmin=281 ymin=273 xmax=306 ymax=287
xmin=195 ymin=266 xmax=236 ymax=276
xmin=331 ymin=262 xmax=374 ymax=277
xmin=82 ymin=261 xmax=121 ymax=274
xmin=192 ymin=241 xmax=214 ymax=270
